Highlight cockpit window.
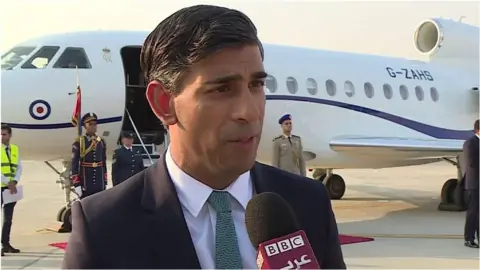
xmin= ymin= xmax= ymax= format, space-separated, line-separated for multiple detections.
xmin=1 ymin=46 xmax=36 ymax=70
xmin=53 ymin=47 xmax=91 ymax=69
xmin=21 ymin=46 xmax=60 ymax=69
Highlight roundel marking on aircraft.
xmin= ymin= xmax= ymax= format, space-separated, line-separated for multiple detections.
xmin=29 ymin=99 xmax=51 ymax=120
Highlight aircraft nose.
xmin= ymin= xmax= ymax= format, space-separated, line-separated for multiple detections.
xmin=1 ymin=70 xmax=28 ymax=124
xmin=1 ymin=71 xmax=13 ymax=122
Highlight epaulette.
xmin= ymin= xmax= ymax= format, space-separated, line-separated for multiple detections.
xmin=272 ymin=135 xmax=282 ymax=141
xmin=292 ymin=135 xmax=300 ymax=138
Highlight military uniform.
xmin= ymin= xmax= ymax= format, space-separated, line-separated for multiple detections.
xmin=272 ymin=134 xmax=306 ymax=176
xmin=71 ymin=113 xmax=107 ymax=199
xmin=112 ymin=133 xmax=145 ymax=186
xmin=272 ymin=114 xmax=306 ymax=176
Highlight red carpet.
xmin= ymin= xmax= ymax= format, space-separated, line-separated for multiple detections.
xmin=338 ymin=234 xmax=374 ymax=245
xmin=49 ymin=234 xmax=373 ymax=250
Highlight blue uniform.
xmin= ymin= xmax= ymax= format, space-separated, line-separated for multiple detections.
xmin=111 ymin=147 xmax=145 ymax=186
xmin=71 ymin=113 xmax=107 ymax=199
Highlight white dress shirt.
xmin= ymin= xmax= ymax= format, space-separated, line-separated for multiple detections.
xmin=165 ymin=148 xmax=257 ymax=269
xmin=2 ymin=144 xmax=23 ymax=184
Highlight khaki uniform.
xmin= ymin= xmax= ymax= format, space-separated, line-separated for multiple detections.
xmin=272 ymin=134 xmax=306 ymax=176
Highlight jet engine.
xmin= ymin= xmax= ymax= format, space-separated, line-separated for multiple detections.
xmin=414 ymin=18 xmax=479 ymax=60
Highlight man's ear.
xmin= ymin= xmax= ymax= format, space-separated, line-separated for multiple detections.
xmin=145 ymin=81 xmax=177 ymax=125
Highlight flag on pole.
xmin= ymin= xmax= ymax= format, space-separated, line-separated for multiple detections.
xmin=71 ymin=86 xmax=82 ymax=128
xmin=71 ymin=67 xmax=82 ymax=136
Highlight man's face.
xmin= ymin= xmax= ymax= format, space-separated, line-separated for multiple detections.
xmin=282 ymin=120 xmax=292 ymax=133
xmin=122 ymin=137 xmax=134 ymax=147
xmin=85 ymin=121 xmax=97 ymax=133
xmin=1 ymin=130 xmax=10 ymax=145
xmin=151 ymin=45 xmax=266 ymax=176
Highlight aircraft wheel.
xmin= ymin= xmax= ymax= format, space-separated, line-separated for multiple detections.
xmin=315 ymin=174 xmax=327 ymax=182
xmin=57 ymin=206 xmax=67 ymax=222
xmin=440 ymin=178 xmax=458 ymax=204
xmin=61 ymin=207 xmax=73 ymax=229
xmin=453 ymin=184 xmax=466 ymax=210
xmin=324 ymin=174 xmax=346 ymax=200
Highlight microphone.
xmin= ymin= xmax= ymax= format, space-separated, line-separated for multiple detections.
xmin=245 ymin=192 xmax=320 ymax=269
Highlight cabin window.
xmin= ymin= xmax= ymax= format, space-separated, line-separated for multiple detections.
xmin=306 ymin=78 xmax=317 ymax=95
xmin=21 ymin=46 xmax=60 ymax=69
xmin=399 ymin=85 xmax=409 ymax=100
xmin=430 ymin=87 xmax=439 ymax=102
xmin=415 ymin=86 xmax=424 ymax=101
xmin=1 ymin=46 xmax=36 ymax=70
xmin=265 ymin=75 xmax=277 ymax=93
xmin=364 ymin=82 xmax=374 ymax=98
xmin=326 ymin=79 xmax=336 ymax=96
xmin=286 ymin=77 xmax=298 ymax=94
xmin=383 ymin=83 xmax=393 ymax=99
xmin=344 ymin=80 xmax=355 ymax=97
xmin=54 ymin=47 xmax=91 ymax=69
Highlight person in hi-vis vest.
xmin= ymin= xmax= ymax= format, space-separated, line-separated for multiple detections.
xmin=1 ymin=124 xmax=22 ymax=257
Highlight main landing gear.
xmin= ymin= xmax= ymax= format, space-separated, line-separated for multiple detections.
xmin=45 ymin=160 xmax=79 ymax=233
xmin=312 ymin=169 xmax=346 ymax=200
xmin=437 ymin=157 xmax=466 ymax=212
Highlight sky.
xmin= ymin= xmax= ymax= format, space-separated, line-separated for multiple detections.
xmin=1 ymin=0 xmax=478 ymax=60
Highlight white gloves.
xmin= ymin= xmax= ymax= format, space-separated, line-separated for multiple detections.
xmin=75 ymin=186 xmax=83 ymax=197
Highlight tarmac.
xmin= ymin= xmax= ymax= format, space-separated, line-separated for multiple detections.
xmin=1 ymin=160 xmax=479 ymax=269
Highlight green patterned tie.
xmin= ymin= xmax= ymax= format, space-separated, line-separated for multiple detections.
xmin=208 ymin=191 xmax=243 ymax=269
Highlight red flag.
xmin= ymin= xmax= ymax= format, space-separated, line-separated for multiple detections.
xmin=71 ymin=86 xmax=82 ymax=127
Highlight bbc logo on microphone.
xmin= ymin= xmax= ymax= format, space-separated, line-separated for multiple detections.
xmin=264 ymin=235 xmax=305 ymax=257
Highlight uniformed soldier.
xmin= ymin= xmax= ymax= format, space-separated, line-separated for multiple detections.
xmin=272 ymin=114 xmax=306 ymax=176
xmin=71 ymin=113 xmax=108 ymax=199
xmin=111 ymin=132 xmax=145 ymax=186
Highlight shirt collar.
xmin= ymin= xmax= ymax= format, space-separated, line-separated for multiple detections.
xmin=124 ymin=145 xmax=132 ymax=150
xmin=282 ymin=134 xmax=290 ymax=139
xmin=476 ymin=134 xmax=480 ymax=139
xmin=165 ymin=147 xmax=252 ymax=217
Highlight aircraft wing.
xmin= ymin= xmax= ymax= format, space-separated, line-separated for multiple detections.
xmin=330 ymin=136 xmax=464 ymax=159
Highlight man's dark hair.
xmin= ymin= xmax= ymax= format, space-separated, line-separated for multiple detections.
xmin=474 ymin=120 xmax=479 ymax=131
xmin=140 ymin=5 xmax=264 ymax=95
xmin=1 ymin=124 xmax=12 ymax=135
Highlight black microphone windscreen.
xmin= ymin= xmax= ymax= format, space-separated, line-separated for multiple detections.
xmin=245 ymin=192 xmax=301 ymax=248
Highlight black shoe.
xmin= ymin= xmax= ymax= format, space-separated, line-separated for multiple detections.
xmin=464 ymin=240 xmax=479 ymax=248
xmin=1 ymin=251 xmax=4 ymax=256
xmin=2 ymin=244 xmax=20 ymax=253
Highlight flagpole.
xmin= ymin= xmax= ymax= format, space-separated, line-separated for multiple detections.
xmin=76 ymin=66 xmax=82 ymax=136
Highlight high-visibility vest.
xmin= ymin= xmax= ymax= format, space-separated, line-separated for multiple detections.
xmin=1 ymin=144 xmax=19 ymax=187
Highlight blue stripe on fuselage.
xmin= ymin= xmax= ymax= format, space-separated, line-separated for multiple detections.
xmin=266 ymin=95 xmax=472 ymax=140
xmin=3 ymin=96 xmax=473 ymax=140
xmin=3 ymin=116 xmax=123 ymax=130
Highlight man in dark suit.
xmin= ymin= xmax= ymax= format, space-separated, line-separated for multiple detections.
xmin=111 ymin=132 xmax=145 ymax=186
xmin=463 ymin=119 xmax=479 ymax=248
xmin=62 ymin=5 xmax=346 ymax=269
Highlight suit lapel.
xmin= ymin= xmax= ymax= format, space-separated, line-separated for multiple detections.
xmin=141 ymin=156 xmax=201 ymax=269
xmin=250 ymin=162 xmax=312 ymax=228
xmin=251 ymin=162 xmax=291 ymax=196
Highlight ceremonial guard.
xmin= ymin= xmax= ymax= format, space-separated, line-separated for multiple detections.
xmin=111 ymin=132 xmax=145 ymax=186
xmin=272 ymin=114 xmax=306 ymax=176
xmin=71 ymin=113 xmax=108 ymax=199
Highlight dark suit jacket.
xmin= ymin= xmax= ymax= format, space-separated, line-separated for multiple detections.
xmin=111 ymin=147 xmax=145 ymax=186
xmin=463 ymin=135 xmax=479 ymax=190
xmin=62 ymin=157 xmax=346 ymax=269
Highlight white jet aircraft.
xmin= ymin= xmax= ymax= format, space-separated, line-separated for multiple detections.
xmin=1 ymin=18 xmax=478 ymax=226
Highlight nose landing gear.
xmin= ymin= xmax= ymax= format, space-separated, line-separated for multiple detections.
xmin=45 ymin=160 xmax=79 ymax=233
